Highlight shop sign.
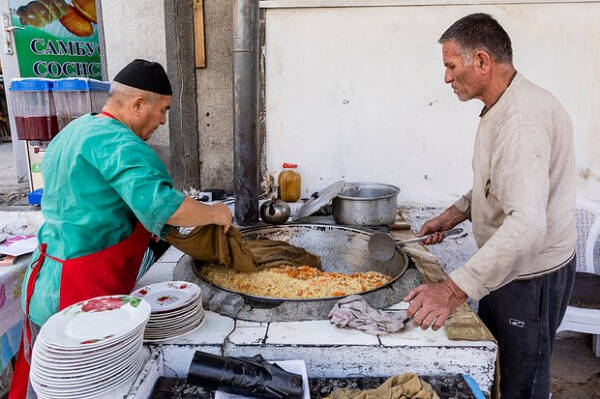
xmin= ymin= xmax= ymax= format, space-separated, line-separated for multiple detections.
xmin=9 ymin=0 xmax=101 ymax=79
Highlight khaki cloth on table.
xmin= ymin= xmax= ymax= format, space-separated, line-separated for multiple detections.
xmin=164 ymin=225 xmax=321 ymax=272
xmin=326 ymin=374 xmax=439 ymax=399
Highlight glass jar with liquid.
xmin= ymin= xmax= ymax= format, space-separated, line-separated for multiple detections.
xmin=278 ymin=163 xmax=301 ymax=202
xmin=9 ymin=78 xmax=58 ymax=141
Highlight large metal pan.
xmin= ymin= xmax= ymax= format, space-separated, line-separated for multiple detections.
xmin=175 ymin=224 xmax=422 ymax=322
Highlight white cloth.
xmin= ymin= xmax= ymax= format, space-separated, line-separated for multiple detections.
xmin=328 ymin=295 xmax=409 ymax=335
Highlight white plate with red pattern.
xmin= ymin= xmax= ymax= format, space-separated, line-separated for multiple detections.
xmin=143 ymin=313 xmax=207 ymax=343
xmin=34 ymin=333 xmax=142 ymax=366
xmin=146 ymin=303 xmax=203 ymax=324
xmin=146 ymin=298 xmax=202 ymax=320
xmin=132 ymin=281 xmax=201 ymax=312
xmin=30 ymin=296 xmax=150 ymax=398
xmin=30 ymin=347 xmax=147 ymax=398
xmin=31 ymin=344 xmax=142 ymax=382
xmin=38 ymin=295 xmax=150 ymax=349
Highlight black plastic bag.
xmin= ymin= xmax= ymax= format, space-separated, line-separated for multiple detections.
xmin=187 ymin=351 xmax=304 ymax=399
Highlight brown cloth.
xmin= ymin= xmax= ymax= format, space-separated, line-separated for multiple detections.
xmin=164 ymin=225 xmax=321 ymax=272
xmin=326 ymin=374 xmax=439 ymax=399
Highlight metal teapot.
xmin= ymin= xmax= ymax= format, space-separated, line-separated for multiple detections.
xmin=260 ymin=190 xmax=290 ymax=224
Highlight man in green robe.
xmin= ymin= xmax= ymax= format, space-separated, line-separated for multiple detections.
xmin=12 ymin=59 xmax=232 ymax=399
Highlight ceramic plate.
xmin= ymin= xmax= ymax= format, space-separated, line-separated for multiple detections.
xmin=31 ymin=347 xmax=143 ymax=385
xmin=38 ymin=295 xmax=150 ymax=348
xmin=145 ymin=317 xmax=204 ymax=336
xmin=143 ymin=314 xmax=206 ymax=343
xmin=36 ymin=324 xmax=145 ymax=355
xmin=31 ymin=352 xmax=145 ymax=398
xmin=147 ymin=299 xmax=203 ymax=319
xmin=132 ymin=281 xmax=201 ymax=312
xmin=147 ymin=306 xmax=204 ymax=326
xmin=32 ymin=336 xmax=143 ymax=372
xmin=146 ymin=307 xmax=204 ymax=327
xmin=30 ymin=347 xmax=147 ymax=389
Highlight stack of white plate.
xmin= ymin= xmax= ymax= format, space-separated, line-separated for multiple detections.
xmin=132 ymin=281 xmax=205 ymax=342
xmin=30 ymin=295 xmax=151 ymax=399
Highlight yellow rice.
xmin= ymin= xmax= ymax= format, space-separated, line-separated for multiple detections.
xmin=199 ymin=265 xmax=392 ymax=299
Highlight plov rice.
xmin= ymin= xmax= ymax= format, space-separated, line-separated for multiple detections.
xmin=199 ymin=265 xmax=393 ymax=299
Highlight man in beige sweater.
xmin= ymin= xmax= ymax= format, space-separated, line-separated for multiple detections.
xmin=403 ymin=13 xmax=577 ymax=398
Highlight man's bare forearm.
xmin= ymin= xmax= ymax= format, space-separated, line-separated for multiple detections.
xmin=439 ymin=205 xmax=468 ymax=230
xmin=166 ymin=197 xmax=230 ymax=227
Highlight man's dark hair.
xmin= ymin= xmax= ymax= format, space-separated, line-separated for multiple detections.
xmin=439 ymin=13 xmax=513 ymax=64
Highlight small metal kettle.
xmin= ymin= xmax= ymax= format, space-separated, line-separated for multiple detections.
xmin=260 ymin=188 xmax=290 ymax=224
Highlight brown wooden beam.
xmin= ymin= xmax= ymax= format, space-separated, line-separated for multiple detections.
xmin=193 ymin=0 xmax=206 ymax=68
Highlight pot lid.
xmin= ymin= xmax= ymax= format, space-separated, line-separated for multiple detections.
xmin=292 ymin=180 xmax=345 ymax=221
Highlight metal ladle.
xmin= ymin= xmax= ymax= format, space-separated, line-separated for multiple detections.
xmin=368 ymin=227 xmax=464 ymax=262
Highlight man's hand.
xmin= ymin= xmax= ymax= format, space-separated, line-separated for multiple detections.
xmin=418 ymin=216 xmax=449 ymax=245
xmin=417 ymin=205 xmax=467 ymax=245
xmin=403 ymin=279 xmax=468 ymax=330
xmin=211 ymin=202 xmax=232 ymax=233
xmin=167 ymin=197 xmax=232 ymax=232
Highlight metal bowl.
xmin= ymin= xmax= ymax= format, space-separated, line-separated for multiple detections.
xmin=174 ymin=224 xmax=421 ymax=322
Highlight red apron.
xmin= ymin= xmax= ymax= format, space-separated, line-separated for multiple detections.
xmin=9 ymin=222 xmax=151 ymax=399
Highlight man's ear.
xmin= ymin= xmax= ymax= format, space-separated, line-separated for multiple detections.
xmin=475 ymin=50 xmax=492 ymax=72
xmin=131 ymin=96 xmax=146 ymax=116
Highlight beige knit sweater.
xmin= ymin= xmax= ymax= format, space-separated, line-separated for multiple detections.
xmin=450 ymin=73 xmax=576 ymax=300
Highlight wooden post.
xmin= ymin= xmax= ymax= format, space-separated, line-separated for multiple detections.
xmin=194 ymin=0 xmax=206 ymax=68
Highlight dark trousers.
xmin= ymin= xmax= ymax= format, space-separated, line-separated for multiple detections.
xmin=478 ymin=256 xmax=576 ymax=399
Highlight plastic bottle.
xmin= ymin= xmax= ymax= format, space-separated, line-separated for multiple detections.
xmin=278 ymin=163 xmax=301 ymax=202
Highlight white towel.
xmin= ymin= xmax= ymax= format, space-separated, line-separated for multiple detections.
xmin=328 ymin=295 xmax=409 ymax=335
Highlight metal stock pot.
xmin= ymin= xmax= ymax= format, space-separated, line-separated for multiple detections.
xmin=332 ymin=182 xmax=400 ymax=226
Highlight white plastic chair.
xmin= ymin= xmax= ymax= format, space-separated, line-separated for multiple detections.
xmin=556 ymin=197 xmax=600 ymax=357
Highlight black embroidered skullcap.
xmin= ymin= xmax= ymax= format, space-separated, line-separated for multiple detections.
xmin=113 ymin=59 xmax=172 ymax=95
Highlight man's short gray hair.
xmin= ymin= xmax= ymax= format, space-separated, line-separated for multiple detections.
xmin=439 ymin=13 xmax=513 ymax=65
xmin=108 ymin=81 xmax=159 ymax=105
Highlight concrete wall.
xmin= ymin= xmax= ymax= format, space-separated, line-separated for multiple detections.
xmin=100 ymin=1 xmax=600 ymax=199
xmin=263 ymin=1 xmax=600 ymax=204
xmin=101 ymin=0 xmax=234 ymax=191
xmin=99 ymin=0 xmax=169 ymax=160
xmin=196 ymin=0 xmax=235 ymax=191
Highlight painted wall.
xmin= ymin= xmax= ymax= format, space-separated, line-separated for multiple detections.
xmin=99 ymin=0 xmax=169 ymax=159
xmin=264 ymin=3 xmax=600 ymax=204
